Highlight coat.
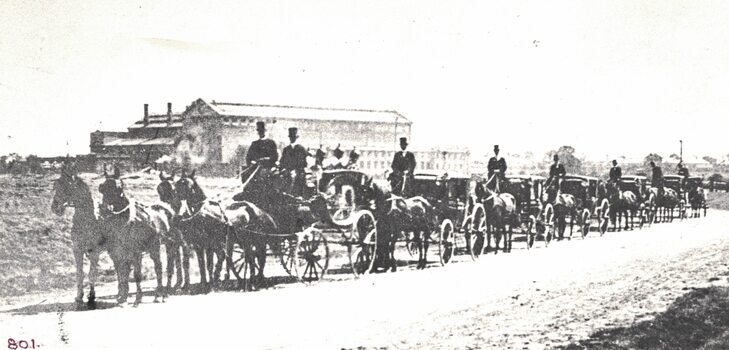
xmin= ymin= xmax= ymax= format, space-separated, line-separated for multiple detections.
xmin=246 ymin=138 xmax=278 ymax=167
xmin=391 ymin=151 xmax=416 ymax=174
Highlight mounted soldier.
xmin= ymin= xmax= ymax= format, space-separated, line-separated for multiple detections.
xmin=279 ymin=127 xmax=308 ymax=196
xmin=389 ymin=137 xmax=416 ymax=196
xmin=486 ymin=145 xmax=507 ymax=192
xmin=608 ymin=159 xmax=622 ymax=190
xmin=650 ymin=161 xmax=664 ymax=198
xmin=545 ymin=154 xmax=566 ymax=202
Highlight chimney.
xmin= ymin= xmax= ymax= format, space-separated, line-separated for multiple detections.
xmin=167 ymin=102 xmax=172 ymax=123
xmin=143 ymin=104 xmax=149 ymax=125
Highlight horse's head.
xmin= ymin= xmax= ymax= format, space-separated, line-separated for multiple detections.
xmin=51 ymin=166 xmax=89 ymax=215
xmin=98 ymin=165 xmax=127 ymax=210
xmin=174 ymin=169 xmax=206 ymax=204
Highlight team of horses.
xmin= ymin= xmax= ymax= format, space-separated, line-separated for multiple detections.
xmin=51 ymin=162 xmax=707 ymax=308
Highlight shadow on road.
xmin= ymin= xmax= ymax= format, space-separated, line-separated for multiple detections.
xmin=559 ymin=284 xmax=729 ymax=350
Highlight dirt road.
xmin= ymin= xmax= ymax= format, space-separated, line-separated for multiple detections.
xmin=2 ymin=211 xmax=728 ymax=349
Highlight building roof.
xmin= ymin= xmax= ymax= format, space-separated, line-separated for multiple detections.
xmin=103 ymin=137 xmax=176 ymax=147
xmin=128 ymin=114 xmax=184 ymax=129
xmin=205 ymin=100 xmax=410 ymax=124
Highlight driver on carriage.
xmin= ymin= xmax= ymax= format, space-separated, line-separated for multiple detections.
xmin=241 ymin=121 xmax=279 ymax=183
xmin=546 ymin=154 xmax=566 ymax=202
xmin=389 ymin=137 xmax=416 ymax=197
xmin=677 ymin=161 xmax=690 ymax=201
xmin=280 ymin=127 xmax=308 ymax=197
xmin=608 ymin=159 xmax=622 ymax=188
xmin=650 ymin=161 xmax=664 ymax=198
xmin=486 ymin=145 xmax=507 ymax=192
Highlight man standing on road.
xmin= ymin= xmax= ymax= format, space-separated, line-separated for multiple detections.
xmin=486 ymin=145 xmax=507 ymax=192
xmin=650 ymin=161 xmax=664 ymax=198
xmin=280 ymin=127 xmax=308 ymax=196
xmin=390 ymin=137 xmax=416 ymax=196
xmin=609 ymin=159 xmax=622 ymax=190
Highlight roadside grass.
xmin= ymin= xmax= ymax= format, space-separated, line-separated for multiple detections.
xmin=706 ymin=191 xmax=729 ymax=211
xmin=560 ymin=286 xmax=729 ymax=350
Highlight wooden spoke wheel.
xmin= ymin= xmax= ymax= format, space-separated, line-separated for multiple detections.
xmin=526 ymin=215 xmax=536 ymax=249
xmin=279 ymin=237 xmax=297 ymax=277
xmin=226 ymin=230 xmax=248 ymax=283
xmin=468 ymin=206 xmax=486 ymax=260
xmin=348 ymin=211 xmax=377 ymax=277
xmin=438 ymin=219 xmax=455 ymax=265
xmin=580 ymin=208 xmax=591 ymax=238
xmin=291 ymin=230 xmax=329 ymax=283
xmin=598 ymin=199 xmax=610 ymax=236
xmin=542 ymin=203 xmax=555 ymax=247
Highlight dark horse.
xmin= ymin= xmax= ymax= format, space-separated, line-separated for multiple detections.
xmin=50 ymin=164 xmax=104 ymax=309
xmin=97 ymin=166 xmax=172 ymax=305
xmin=687 ymin=183 xmax=707 ymax=218
xmin=475 ymin=183 xmax=520 ymax=253
xmin=543 ymin=183 xmax=579 ymax=240
xmin=232 ymin=164 xmax=332 ymax=287
xmin=606 ymin=182 xmax=643 ymax=231
xmin=156 ymin=171 xmax=192 ymax=290
xmin=173 ymin=170 xmax=231 ymax=290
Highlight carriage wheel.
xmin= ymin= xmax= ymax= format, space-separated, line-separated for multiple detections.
xmin=598 ymin=199 xmax=610 ymax=236
xmin=438 ymin=219 xmax=455 ymax=265
xmin=580 ymin=209 xmax=591 ymax=238
xmin=543 ymin=204 xmax=555 ymax=247
xmin=468 ymin=206 xmax=486 ymax=260
xmin=526 ymin=215 xmax=536 ymax=249
xmin=225 ymin=231 xmax=248 ymax=283
xmin=348 ymin=211 xmax=377 ymax=277
xmin=279 ymin=237 xmax=297 ymax=277
xmin=291 ymin=230 xmax=329 ymax=283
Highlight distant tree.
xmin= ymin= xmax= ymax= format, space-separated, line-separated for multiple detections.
xmin=703 ymin=156 xmax=717 ymax=165
xmin=544 ymin=145 xmax=582 ymax=174
xmin=669 ymin=153 xmax=680 ymax=161
xmin=26 ymin=155 xmax=42 ymax=173
xmin=643 ymin=153 xmax=663 ymax=171
xmin=709 ymin=173 xmax=723 ymax=182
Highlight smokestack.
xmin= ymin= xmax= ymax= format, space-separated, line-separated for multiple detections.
xmin=167 ymin=102 xmax=172 ymax=123
xmin=143 ymin=104 xmax=149 ymax=125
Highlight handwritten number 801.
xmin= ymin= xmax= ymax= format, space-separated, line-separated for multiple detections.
xmin=7 ymin=338 xmax=37 ymax=349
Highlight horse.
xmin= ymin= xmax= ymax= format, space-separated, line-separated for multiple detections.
xmin=543 ymin=182 xmax=578 ymax=240
xmin=605 ymin=182 xmax=643 ymax=231
xmin=173 ymin=169 xmax=231 ymax=290
xmin=232 ymin=164 xmax=333 ymax=287
xmin=475 ymin=183 xmax=519 ymax=253
xmin=646 ymin=187 xmax=682 ymax=222
xmin=50 ymin=164 xmax=104 ymax=309
xmin=687 ymin=184 xmax=706 ymax=218
xmin=97 ymin=166 xmax=171 ymax=305
xmin=156 ymin=171 xmax=192 ymax=290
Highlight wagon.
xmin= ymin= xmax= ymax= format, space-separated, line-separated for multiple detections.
xmin=540 ymin=175 xmax=608 ymax=244
xmin=408 ymin=171 xmax=472 ymax=265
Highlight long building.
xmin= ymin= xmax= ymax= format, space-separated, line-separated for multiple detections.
xmin=90 ymin=98 xmax=469 ymax=175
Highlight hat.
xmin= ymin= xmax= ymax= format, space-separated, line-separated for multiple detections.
xmin=288 ymin=127 xmax=298 ymax=138
xmin=399 ymin=137 xmax=408 ymax=144
xmin=333 ymin=145 xmax=344 ymax=158
xmin=494 ymin=145 xmax=500 ymax=150
xmin=256 ymin=121 xmax=266 ymax=131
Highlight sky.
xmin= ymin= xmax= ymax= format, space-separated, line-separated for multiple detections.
xmin=1 ymin=0 xmax=728 ymax=161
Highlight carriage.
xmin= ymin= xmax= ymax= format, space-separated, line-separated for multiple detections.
xmin=539 ymin=175 xmax=609 ymax=245
xmin=619 ymin=175 xmax=651 ymax=226
xmin=662 ymin=174 xmax=687 ymax=219
xmin=503 ymin=175 xmax=545 ymax=249
xmin=408 ymin=171 xmax=472 ymax=264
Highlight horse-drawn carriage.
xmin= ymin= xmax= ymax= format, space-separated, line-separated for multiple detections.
xmin=539 ymin=175 xmax=609 ymax=245
xmin=685 ymin=176 xmax=707 ymax=218
xmin=618 ymin=175 xmax=651 ymax=226
xmin=662 ymin=174 xmax=687 ymax=220
xmin=503 ymin=175 xmax=545 ymax=249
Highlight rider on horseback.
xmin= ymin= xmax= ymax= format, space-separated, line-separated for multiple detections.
xmin=546 ymin=154 xmax=566 ymax=202
xmin=486 ymin=145 xmax=507 ymax=192
xmin=389 ymin=137 xmax=416 ymax=197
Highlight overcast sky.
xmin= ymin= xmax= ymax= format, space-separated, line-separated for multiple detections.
xmin=1 ymin=0 xmax=728 ymax=161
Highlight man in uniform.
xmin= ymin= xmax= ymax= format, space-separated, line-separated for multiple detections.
xmin=279 ymin=127 xmax=308 ymax=196
xmin=486 ymin=145 xmax=507 ymax=191
xmin=608 ymin=159 xmax=622 ymax=190
xmin=245 ymin=121 xmax=278 ymax=168
xmin=650 ymin=161 xmax=664 ymax=198
xmin=546 ymin=154 xmax=566 ymax=202
xmin=390 ymin=137 xmax=416 ymax=196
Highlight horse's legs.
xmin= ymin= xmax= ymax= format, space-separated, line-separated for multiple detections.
xmin=132 ymin=255 xmax=144 ymax=306
xmin=115 ymin=257 xmax=130 ymax=305
xmin=212 ymin=244 xmax=225 ymax=285
xmin=150 ymin=245 xmax=165 ymax=303
xmin=72 ymin=249 xmax=85 ymax=304
xmin=195 ymin=247 xmax=208 ymax=289
xmin=205 ymin=248 xmax=215 ymax=286
xmin=421 ymin=230 xmax=429 ymax=269
xmin=165 ymin=241 xmax=176 ymax=290
xmin=87 ymin=252 xmax=99 ymax=309
xmin=181 ymin=243 xmax=191 ymax=289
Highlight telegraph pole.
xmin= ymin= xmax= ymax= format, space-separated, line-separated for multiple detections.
xmin=679 ymin=140 xmax=683 ymax=162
